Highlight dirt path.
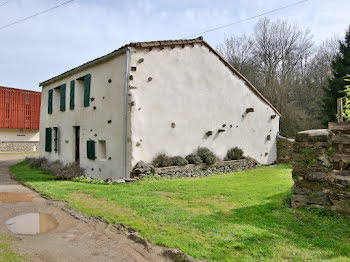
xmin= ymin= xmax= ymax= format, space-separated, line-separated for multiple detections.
xmin=0 ymin=154 xmax=167 ymax=262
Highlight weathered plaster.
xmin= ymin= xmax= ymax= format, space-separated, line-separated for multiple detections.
xmin=39 ymin=42 xmax=280 ymax=181
xmin=40 ymin=53 xmax=129 ymax=179
xmin=128 ymin=44 xmax=280 ymax=165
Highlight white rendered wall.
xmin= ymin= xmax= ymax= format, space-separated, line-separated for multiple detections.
xmin=0 ymin=128 xmax=39 ymax=142
xmin=128 ymin=44 xmax=280 ymax=165
xmin=40 ymin=53 xmax=128 ymax=180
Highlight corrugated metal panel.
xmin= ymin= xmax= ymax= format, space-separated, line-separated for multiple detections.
xmin=0 ymin=86 xmax=41 ymax=129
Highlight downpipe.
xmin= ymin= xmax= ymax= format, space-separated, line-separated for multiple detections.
xmin=122 ymin=47 xmax=130 ymax=179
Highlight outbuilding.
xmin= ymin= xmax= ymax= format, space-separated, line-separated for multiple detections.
xmin=39 ymin=37 xmax=280 ymax=180
xmin=0 ymin=86 xmax=41 ymax=152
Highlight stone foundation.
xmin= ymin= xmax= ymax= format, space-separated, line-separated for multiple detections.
xmin=131 ymin=158 xmax=258 ymax=179
xmin=276 ymin=135 xmax=294 ymax=163
xmin=0 ymin=141 xmax=39 ymax=153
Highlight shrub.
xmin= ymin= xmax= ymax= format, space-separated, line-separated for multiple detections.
xmin=185 ymin=153 xmax=203 ymax=165
xmin=58 ymin=163 xmax=85 ymax=180
xmin=225 ymin=147 xmax=244 ymax=160
xmin=152 ymin=153 xmax=172 ymax=167
xmin=26 ymin=157 xmax=47 ymax=168
xmin=170 ymin=156 xmax=188 ymax=166
xmin=40 ymin=160 xmax=63 ymax=175
xmin=203 ymin=152 xmax=217 ymax=165
xmin=196 ymin=147 xmax=217 ymax=165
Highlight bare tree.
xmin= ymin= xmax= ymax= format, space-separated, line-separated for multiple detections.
xmin=216 ymin=35 xmax=256 ymax=77
xmin=217 ymin=17 xmax=337 ymax=137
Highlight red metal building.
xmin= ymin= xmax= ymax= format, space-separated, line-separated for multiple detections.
xmin=0 ymin=86 xmax=41 ymax=130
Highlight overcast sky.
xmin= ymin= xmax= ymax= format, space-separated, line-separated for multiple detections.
xmin=0 ymin=0 xmax=349 ymax=92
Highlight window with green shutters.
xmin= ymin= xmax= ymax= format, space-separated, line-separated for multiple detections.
xmin=48 ymin=89 xmax=53 ymax=114
xmin=45 ymin=128 xmax=52 ymax=152
xmin=70 ymin=80 xmax=75 ymax=110
xmin=60 ymin=84 xmax=66 ymax=111
xmin=87 ymin=140 xmax=96 ymax=160
xmin=84 ymin=74 xmax=91 ymax=107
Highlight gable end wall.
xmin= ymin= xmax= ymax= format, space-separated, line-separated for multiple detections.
xmin=128 ymin=44 xmax=280 ymax=165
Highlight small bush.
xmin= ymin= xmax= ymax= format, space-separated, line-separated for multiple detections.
xmin=58 ymin=163 xmax=85 ymax=180
xmin=185 ymin=154 xmax=203 ymax=165
xmin=40 ymin=160 xmax=63 ymax=175
xmin=203 ymin=152 xmax=217 ymax=165
xmin=170 ymin=156 xmax=188 ymax=166
xmin=152 ymin=153 xmax=172 ymax=167
xmin=26 ymin=157 xmax=47 ymax=168
xmin=196 ymin=147 xmax=211 ymax=161
xmin=225 ymin=147 xmax=244 ymax=160
xmin=196 ymin=147 xmax=217 ymax=165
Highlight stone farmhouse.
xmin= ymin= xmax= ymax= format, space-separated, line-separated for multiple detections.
xmin=0 ymin=86 xmax=41 ymax=152
xmin=39 ymin=37 xmax=281 ymax=180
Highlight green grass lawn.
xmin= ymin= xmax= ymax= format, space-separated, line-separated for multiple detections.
xmin=11 ymin=161 xmax=350 ymax=261
xmin=0 ymin=233 xmax=25 ymax=262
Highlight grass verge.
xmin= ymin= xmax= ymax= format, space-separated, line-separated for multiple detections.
xmin=11 ymin=161 xmax=350 ymax=261
xmin=0 ymin=232 xmax=25 ymax=262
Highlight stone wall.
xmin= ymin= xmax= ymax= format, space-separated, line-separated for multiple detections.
xmin=291 ymin=128 xmax=350 ymax=215
xmin=131 ymin=158 xmax=258 ymax=179
xmin=276 ymin=135 xmax=295 ymax=164
xmin=291 ymin=129 xmax=333 ymax=209
xmin=0 ymin=142 xmax=40 ymax=153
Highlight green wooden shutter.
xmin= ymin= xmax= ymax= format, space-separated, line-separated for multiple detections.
xmin=45 ymin=128 xmax=52 ymax=152
xmin=87 ymin=140 xmax=95 ymax=159
xmin=48 ymin=90 xmax=53 ymax=114
xmin=60 ymin=84 xmax=66 ymax=111
xmin=70 ymin=80 xmax=75 ymax=110
xmin=84 ymin=74 xmax=91 ymax=107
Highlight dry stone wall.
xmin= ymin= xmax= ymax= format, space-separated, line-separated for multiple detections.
xmin=131 ymin=158 xmax=258 ymax=179
xmin=276 ymin=135 xmax=295 ymax=163
xmin=291 ymin=128 xmax=350 ymax=215
xmin=0 ymin=142 xmax=39 ymax=152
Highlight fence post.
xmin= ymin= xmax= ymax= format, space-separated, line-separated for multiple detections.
xmin=337 ymin=97 xmax=343 ymax=123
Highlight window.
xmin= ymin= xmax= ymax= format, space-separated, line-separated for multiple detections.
xmin=48 ymin=89 xmax=53 ymax=114
xmin=53 ymin=127 xmax=59 ymax=153
xmin=97 ymin=140 xmax=107 ymax=160
xmin=87 ymin=140 xmax=96 ymax=160
xmin=53 ymin=87 xmax=60 ymax=112
xmin=45 ymin=128 xmax=52 ymax=152
xmin=52 ymin=85 xmax=66 ymax=112
xmin=77 ymin=74 xmax=91 ymax=107
xmin=70 ymin=80 xmax=75 ymax=110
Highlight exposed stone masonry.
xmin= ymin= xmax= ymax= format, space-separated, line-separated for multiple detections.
xmin=0 ymin=142 xmax=39 ymax=153
xmin=276 ymin=135 xmax=294 ymax=163
xmin=131 ymin=158 xmax=258 ymax=179
xmin=291 ymin=127 xmax=350 ymax=215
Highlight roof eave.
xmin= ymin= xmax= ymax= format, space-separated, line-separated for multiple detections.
xmin=39 ymin=47 xmax=128 ymax=87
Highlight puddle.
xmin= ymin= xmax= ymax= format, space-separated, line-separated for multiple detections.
xmin=6 ymin=213 xmax=58 ymax=235
xmin=0 ymin=192 xmax=36 ymax=203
